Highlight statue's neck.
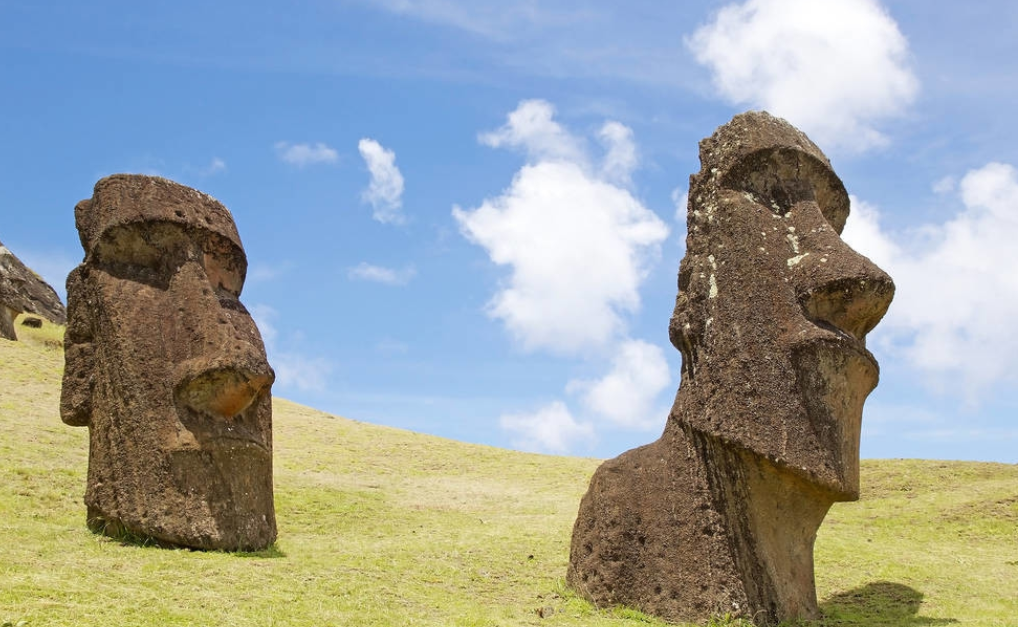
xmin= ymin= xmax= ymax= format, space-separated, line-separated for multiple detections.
xmin=685 ymin=426 xmax=832 ymax=622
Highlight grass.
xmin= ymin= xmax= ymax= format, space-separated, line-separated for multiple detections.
xmin=1 ymin=316 xmax=1016 ymax=626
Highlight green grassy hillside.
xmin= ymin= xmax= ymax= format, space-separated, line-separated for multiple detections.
xmin=1 ymin=318 xmax=1016 ymax=626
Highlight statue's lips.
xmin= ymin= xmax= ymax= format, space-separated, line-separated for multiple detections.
xmin=816 ymin=322 xmax=879 ymax=374
xmin=207 ymin=429 xmax=270 ymax=453
xmin=175 ymin=403 xmax=271 ymax=453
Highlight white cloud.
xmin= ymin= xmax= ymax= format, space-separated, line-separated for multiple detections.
xmin=358 ymin=138 xmax=406 ymax=224
xmin=250 ymin=304 xmax=333 ymax=393
xmin=347 ymin=262 xmax=417 ymax=286
xmin=842 ymin=162 xmax=1018 ymax=397
xmin=568 ymin=339 xmax=672 ymax=430
xmin=598 ymin=121 xmax=638 ymax=186
xmin=479 ymin=99 xmax=588 ymax=166
xmin=499 ymin=401 xmax=595 ymax=454
xmin=687 ymin=0 xmax=918 ymax=151
xmin=454 ymin=100 xmax=669 ymax=355
xmin=275 ymin=141 xmax=339 ymax=166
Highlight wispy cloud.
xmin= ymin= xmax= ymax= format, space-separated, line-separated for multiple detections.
xmin=358 ymin=138 xmax=406 ymax=224
xmin=356 ymin=2 xmax=693 ymax=88
xmin=348 ymin=262 xmax=416 ymax=286
xmin=247 ymin=261 xmax=294 ymax=283
xmin=364 ymin=1 xmax=592 ymax=42
xmin=687 ymin=0 xmax=918 ymax=151
xmin=275 ymin=141 xmax=339 ymax=167
xmin=200 ymin=157 xmax=227 ymax=176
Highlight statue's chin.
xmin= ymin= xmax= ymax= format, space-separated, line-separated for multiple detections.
xmin=791 ymin=336 xmax=879 ymax=500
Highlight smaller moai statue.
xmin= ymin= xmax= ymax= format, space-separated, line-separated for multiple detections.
xmin=62 ymin=174 xmax=277 ymax=551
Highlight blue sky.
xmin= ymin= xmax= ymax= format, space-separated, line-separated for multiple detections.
xmin=2 ymin=0 xmax=1016 ymax=462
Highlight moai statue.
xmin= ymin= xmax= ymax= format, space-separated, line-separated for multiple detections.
xmin=61 ymin=175 xmax=277 ymax=551
xmin=568 ymin=112 xmax=894 ymax=625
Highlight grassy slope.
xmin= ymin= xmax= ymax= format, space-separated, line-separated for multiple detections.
xmin=1 ymin=318 xmax=1016 ymax=627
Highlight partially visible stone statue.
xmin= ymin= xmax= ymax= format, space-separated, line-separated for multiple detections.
xmin=0 ymin=239 xmax=66 ymax=340
xmin=61 ymin=174 xmax=277 ymax=551
xmin=568 ymin=112 xmax=894 ymax=625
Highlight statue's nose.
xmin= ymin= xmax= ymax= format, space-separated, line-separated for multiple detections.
xmin=176 ymin=362 xmax=274 ymax=418
xmin=798 ymin=269 xmax=894 ymax=343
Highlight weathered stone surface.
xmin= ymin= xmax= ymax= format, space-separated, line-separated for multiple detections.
xmin=568 ymin=112 xmax=894 ymax=625
xmin=0 ymin=239 xmax=66 ymax=340
xmin=61 ymin=174 xmax=277 ymax=551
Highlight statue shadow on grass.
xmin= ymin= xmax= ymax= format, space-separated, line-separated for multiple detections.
xmin=93 ymin=526 xmax=287 ymax=558
xmin=819 ymin=582 xmax=957 ymax=626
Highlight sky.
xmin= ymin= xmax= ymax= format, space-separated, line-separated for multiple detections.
xmin=2 ymin=0 xmax=1016 ymax=462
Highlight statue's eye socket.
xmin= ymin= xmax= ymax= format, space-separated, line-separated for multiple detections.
xmin=92 ymin=222 xmax=195 ymax=279
xmin=721 ymin=148 xmax=850 ymax=233
xmin=93 ymin=225 xmax=166 ymax=273
xmin=201 ymin=233 xmax=245 ymax=299
xmin=204 ymin=252 xmax=243 ymax=299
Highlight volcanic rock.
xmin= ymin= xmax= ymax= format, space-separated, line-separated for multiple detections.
xmin=0 ymin=240 xmax=66 ymax=340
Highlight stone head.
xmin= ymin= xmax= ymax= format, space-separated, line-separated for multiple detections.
xmin=668 ymin=112 xmax=894 ymax=499
xmin=61 ymin=174 xmax=276 ymax=550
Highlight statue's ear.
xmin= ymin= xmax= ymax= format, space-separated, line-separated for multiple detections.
xmin=669 ymin=259 xmax=706 ymax=382
xmin=61 ymin=266 xmax=94 ymax=427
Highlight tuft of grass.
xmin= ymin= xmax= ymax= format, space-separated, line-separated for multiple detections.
xmin=2 ymin=326 xmax=1016 ymax=626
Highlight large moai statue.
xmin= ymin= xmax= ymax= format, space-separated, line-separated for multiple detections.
xmin=61 ymin=174 xmax=277 ymax=551
xmin=568 ymin=112 xmax=894 ymax=625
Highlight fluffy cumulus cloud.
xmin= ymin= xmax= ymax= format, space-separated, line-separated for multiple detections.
xmin=569 ymin=339 xmax=672 ymax=430
xmin=275 ymin=141 xmax=339 ymax=166
xmin=460 ymin=100 xmax=675 ymax=452
xmin=687 ymin=0 xmax=918 ymax=151
xmin=347 ymin=262 xmax=417 ymax=286
xmin=499 ymin=401 xmax=595 ymax=454
xmin=358 ymin=138 xmax=406 ymax=225
xmin=454 ymin=100 xmax=669 ymax=355
xmin=842 ymin=162 xmax=1018 ymax=397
